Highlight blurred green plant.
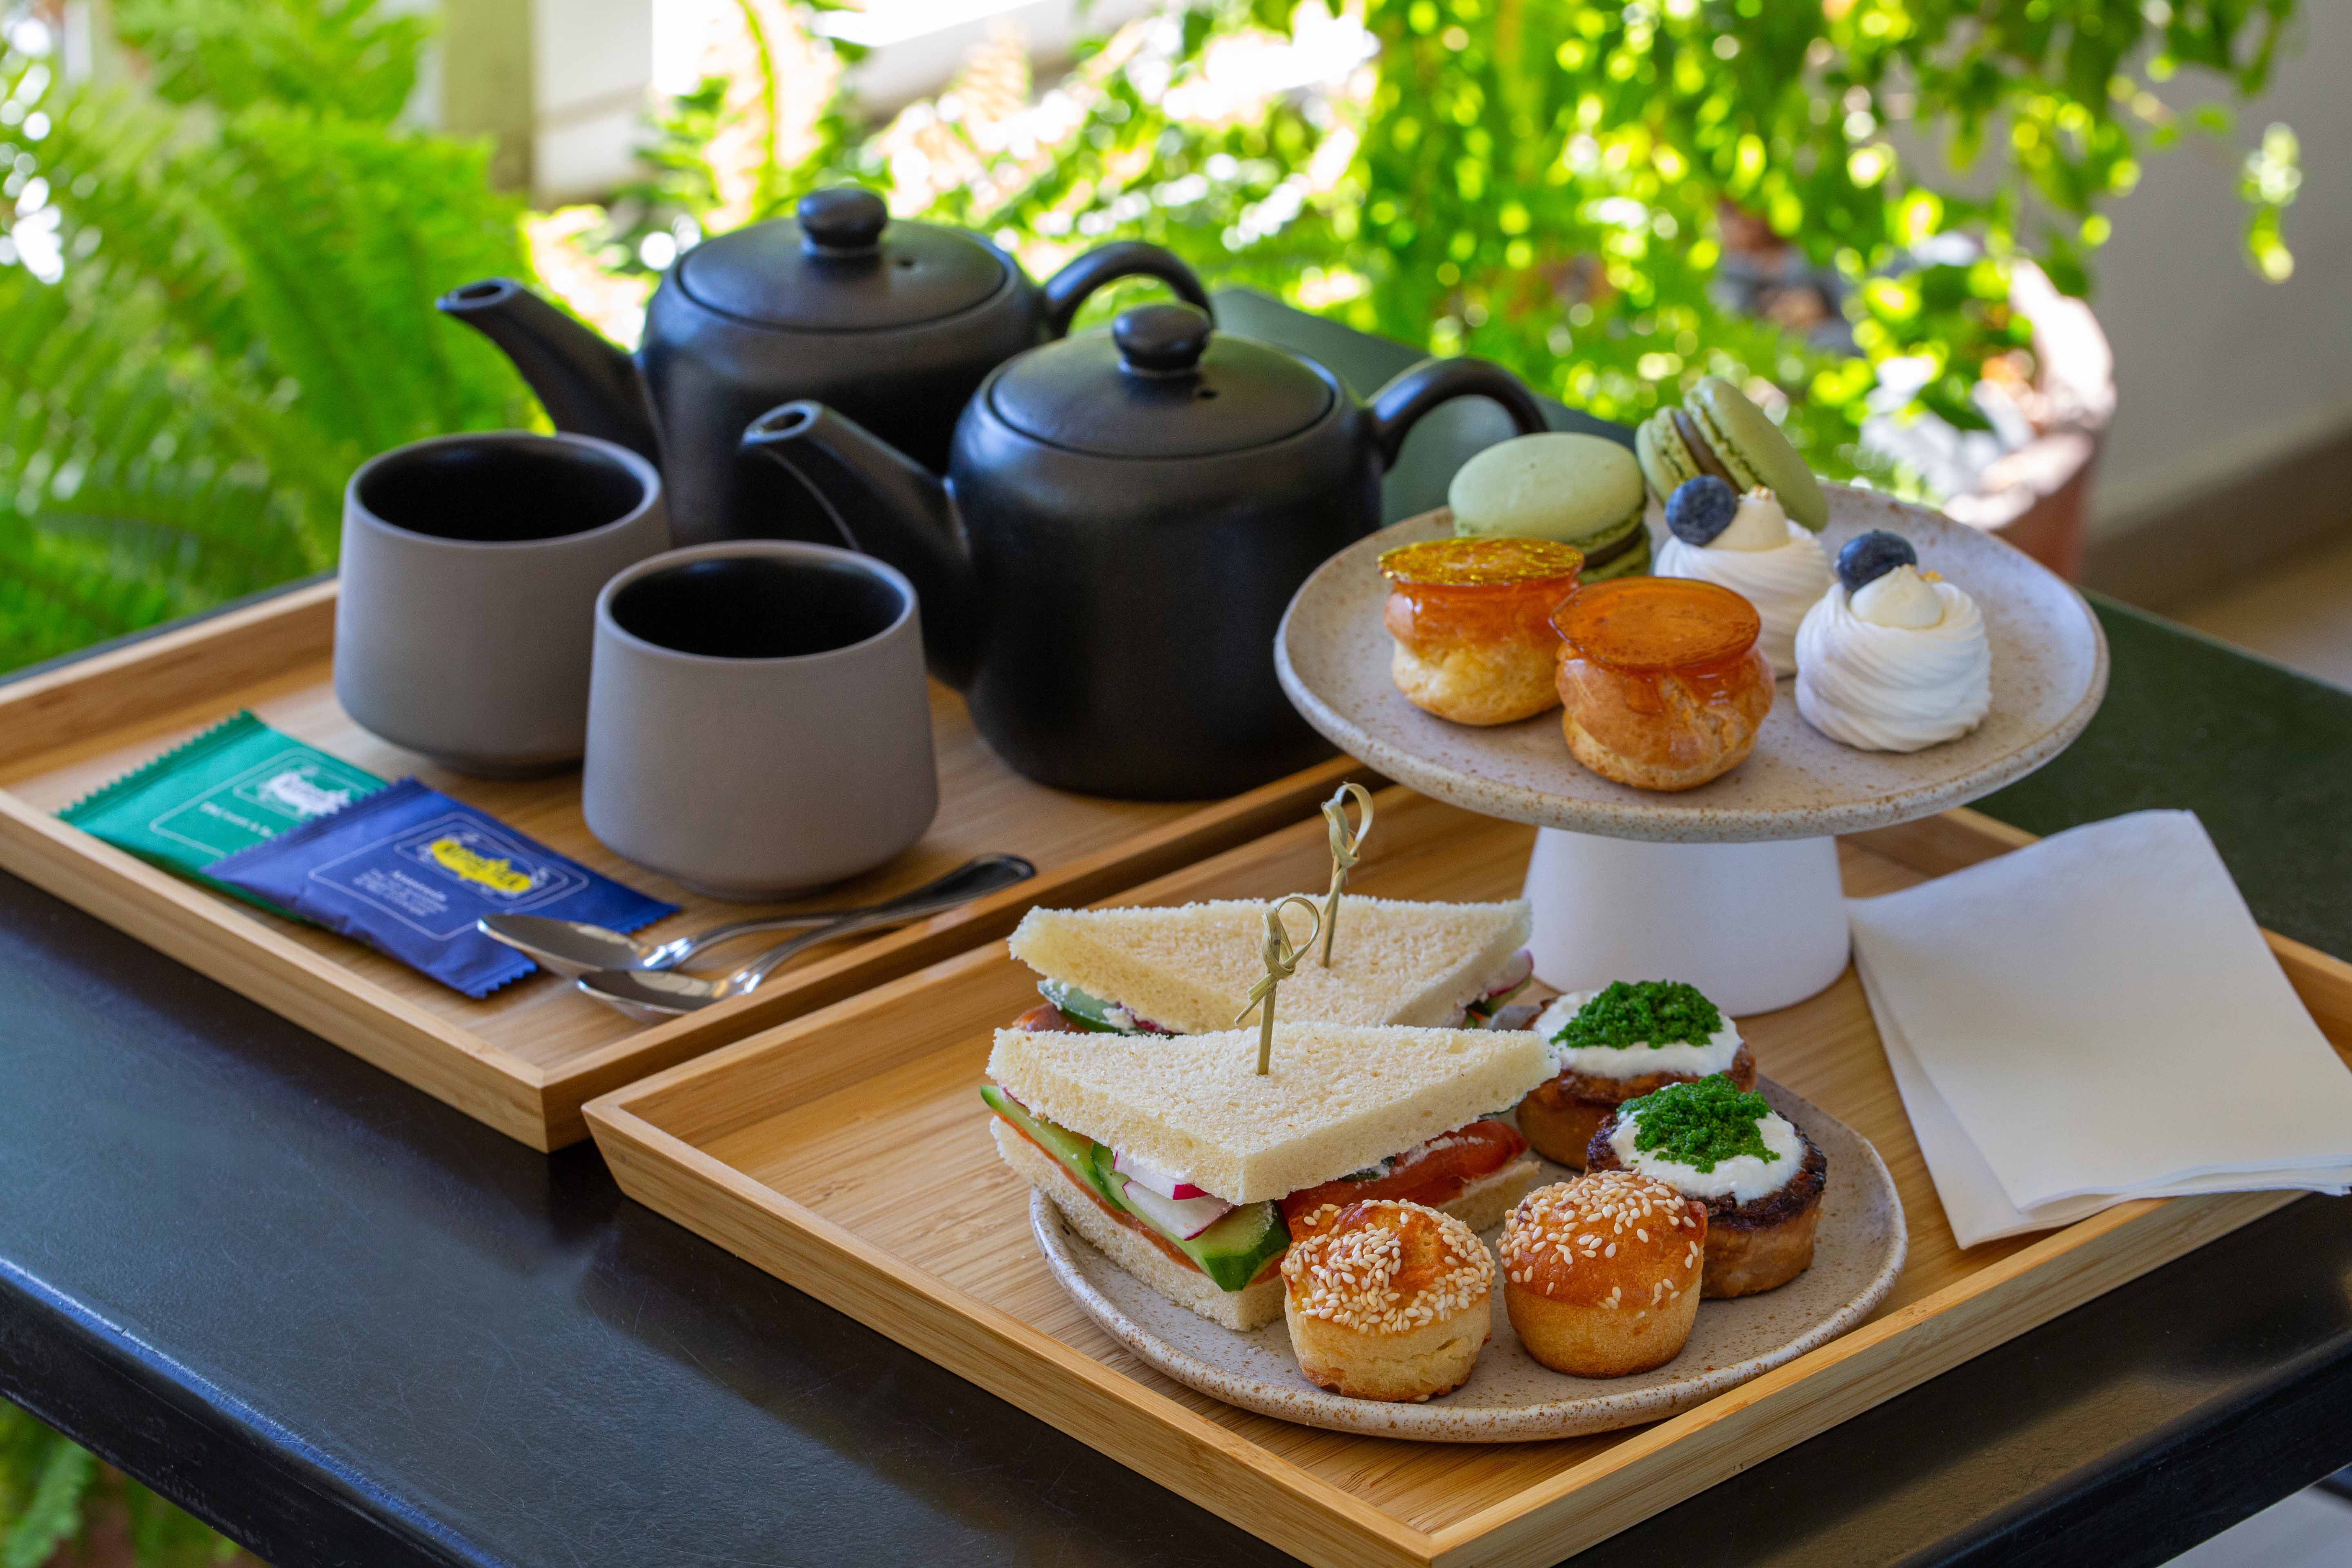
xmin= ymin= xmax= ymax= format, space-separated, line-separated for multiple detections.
xmin=0 ymin=0 xmax=531 ymax=674
xmin=2 ymin=1399 xmax=238 ymax=1566
xmin=613 ymin=0 xmax=2301 ymax=485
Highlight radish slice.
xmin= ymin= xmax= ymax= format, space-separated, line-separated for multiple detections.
xmin=1118 ymin=1176 xmax=1232 ymax=1239
xmin=1113 ymin=1148 xmax=1209 ymax=1200
xmin=1482 ymin=949 xmax=1535 ymax=998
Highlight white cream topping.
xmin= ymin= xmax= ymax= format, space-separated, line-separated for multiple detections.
xmin=1851 ymin=564 xmax=1945 ymax=628
xmin=1609 ymin=1102 xmax=1802 ymax=1203
xmin=1653 ymin=516 xmax=1832 ymax=679
xmin=1533 ymin=990 xmax=1744 ymax=1080
xmin=1794 ymin=578 xmax=1991 ymax=752
xmin=1713 ymin=487 xmax=1792 ymax=551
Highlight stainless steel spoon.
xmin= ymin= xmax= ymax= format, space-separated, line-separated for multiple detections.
xmin=573 ymin=853 xmax=1038 ymax=1020
xmin=480 ymin=854 xmax=1033 ymax=980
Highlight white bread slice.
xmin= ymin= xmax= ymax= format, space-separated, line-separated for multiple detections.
xmin=988 ymin=1023 xmax=1551 ymax=1203
xmin=1007 ymin=895 xmax=1532 ymax=1034
xmin=996 ymin=1126 xmax=1540 ymax=1331
xmin=996 ymin=1121 xmax=1284 ymax=1330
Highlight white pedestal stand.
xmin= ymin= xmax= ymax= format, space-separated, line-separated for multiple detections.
xmin=1520 ymin=830 xmax=1849 ymax=1015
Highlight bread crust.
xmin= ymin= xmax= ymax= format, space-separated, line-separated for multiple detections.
xmin=1500 ymin=1174 xmax=1708 ymax=1377
xmin=1585 ymin=1120 xmax=1826 ymax=1298
xmin=1389 ymin=637 xmax=1562 ymax=726
xmin=1557 ymin=650 xmax=1773 ymax=791
xmin=1515 ymin=1045 xmax=1759 ymax=1168
xmin=1282 ymin=1200 xmax=1493 ymax=1401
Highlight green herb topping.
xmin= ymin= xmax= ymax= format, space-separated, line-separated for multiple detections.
xmin=1553 ymin=980 xmax=1723 ymax=1051
xmin=1624 ymin=1076 xmax=1777 ymax=1173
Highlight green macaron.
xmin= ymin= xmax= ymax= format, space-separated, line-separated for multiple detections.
xmin=1449 ymin=432 xmax=1653 ymax=579
xmin=1633 ymin=377 xmax=1828 ymax=532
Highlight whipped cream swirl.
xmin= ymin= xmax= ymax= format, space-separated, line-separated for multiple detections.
xmin=1654 ymin=515 xmax=1833 ymax=679
xmin=1794 ymin=572 xmax=1991 ymax=751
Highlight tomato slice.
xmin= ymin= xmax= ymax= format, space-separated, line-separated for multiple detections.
xmin=1281 ymin=1118 xmax=1526 ymax=1234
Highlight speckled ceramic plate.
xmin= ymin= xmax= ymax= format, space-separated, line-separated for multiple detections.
xmin=1274 ymin=488 xmax=2107 ymax=841
xmin=1034 ymin=1079 xmax=1906 ymax=1442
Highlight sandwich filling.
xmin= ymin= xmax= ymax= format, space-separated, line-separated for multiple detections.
xmin=1020 ymin=948 xmax=1537 ymax=1037
xmin=981 ymin=1084 xmax=1529 ymax=1295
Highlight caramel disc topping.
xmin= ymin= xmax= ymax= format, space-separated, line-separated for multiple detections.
xmin=1379 ymin=536 xmax=1586 ymax=588
xmin=1552 ymin=577 xmax=1761 ymax=673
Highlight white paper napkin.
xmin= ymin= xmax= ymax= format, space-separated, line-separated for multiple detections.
xmin=1846 ymin=810 xmax=2352 ymax=1248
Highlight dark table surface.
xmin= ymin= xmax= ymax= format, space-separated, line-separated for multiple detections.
xmin=3 ymin=294 xmax=2350 ymax=1568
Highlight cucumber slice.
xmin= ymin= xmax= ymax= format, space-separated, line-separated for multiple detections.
xmin=1178 ymin=1200 xmax=1289 ymax=1292
xmin=1037 ymin=979 xmax=1131 ymax=1032
xmin=981 ymin=1084 xmax=1121 ymax=1207
xmin=983 ymin=1085 xmax=1288 ymax=1292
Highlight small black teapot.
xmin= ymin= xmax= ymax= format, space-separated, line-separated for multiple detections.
xmin=742 ymin=303 xmax=1547 ymax=800
xmin=437 ymin=188 xmax=1207 ymax=547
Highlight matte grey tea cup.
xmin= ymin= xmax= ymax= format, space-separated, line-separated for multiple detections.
xmin=582 ymin=541 xmax=939 ymax=900
xmin=336 ymin=432 xmax=669 ymax=776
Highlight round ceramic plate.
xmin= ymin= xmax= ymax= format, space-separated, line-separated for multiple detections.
xmin=1033 ymin=1079 xmax=1906 ymax=1442
xmin=1273 ymin=487 xmax=2108 ymax=841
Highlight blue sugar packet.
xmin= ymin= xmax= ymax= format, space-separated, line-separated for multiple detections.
xmin=206 ymin=778 xmax=677 ymax=998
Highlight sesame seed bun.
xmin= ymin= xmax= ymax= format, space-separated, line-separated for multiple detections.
xmin=1515 ymin=1044 xmax=1759 ymax=1168
xmin=1586 ymin=1116 xmax=1827 ymax=1298
xmin=1500 ymin=1173 xmax=1707 ymax=1378
xmin=1281 ymin=1200 xmax=1493 ymax=1402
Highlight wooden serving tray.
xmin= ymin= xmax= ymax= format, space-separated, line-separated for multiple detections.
xmin=583 ymin=786 xmax=2352 ymax=1567
xmin=0 ymin=581 xmax=1369 ymax=1150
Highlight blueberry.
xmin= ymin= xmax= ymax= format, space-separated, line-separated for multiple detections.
xmin=1665 ymin=475 xmax=1738 ymax=546
xmin=1836 ymin=530 xmax=1918 ymax=593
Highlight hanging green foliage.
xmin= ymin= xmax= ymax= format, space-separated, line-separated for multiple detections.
xmin=621 ymin=0 xmax=2300 ymax=486
xmin=0 ymin=0 xmax=532 ymax=675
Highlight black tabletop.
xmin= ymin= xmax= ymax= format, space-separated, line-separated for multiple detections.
xmin=3 ymin=294 xmax=2349 ymax=1568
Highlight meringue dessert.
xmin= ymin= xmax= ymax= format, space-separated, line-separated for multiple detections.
xmin=1794 ymin=530 xmax=1992 ymax=752
xmin=1653 ymin=478 xmax=1832 ymax=678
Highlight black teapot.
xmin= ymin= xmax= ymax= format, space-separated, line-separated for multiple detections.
xmin=437 ymin=187 xmax=1207 ymax=547
xmin=741 ymin=303 xmax=1548 ymax=800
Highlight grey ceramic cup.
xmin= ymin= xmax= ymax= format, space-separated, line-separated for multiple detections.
xmin=336 ymin=431 xmax=669 ymax=776
xmin=582 ymin=541 xmax=939 ymax=899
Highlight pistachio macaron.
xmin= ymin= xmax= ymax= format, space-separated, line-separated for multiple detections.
xmin=1635 ymin=376 xmax=1827 ymax=531
xmin=1448 ymin=432 xmax=1652 ymax=581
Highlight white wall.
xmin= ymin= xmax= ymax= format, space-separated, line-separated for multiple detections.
xmin=2088 ymin=3 xmax=2352 ymax=536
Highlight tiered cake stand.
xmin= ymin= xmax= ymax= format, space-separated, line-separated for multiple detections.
xmin=1275 ymin=487 xmax=2109 ymax=1013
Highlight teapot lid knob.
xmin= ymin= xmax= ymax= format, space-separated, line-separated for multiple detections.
xmin=1113 ymin=303 xmax=1212 ymax=376
xmin=798 ymin=187 xmax=889 ymax=256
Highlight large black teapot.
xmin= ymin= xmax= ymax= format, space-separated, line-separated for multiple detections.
xmin=741 ymin=303 xmax=1548 ymax=800
xmin=436 ymin=188 xmax=1207 ymax=547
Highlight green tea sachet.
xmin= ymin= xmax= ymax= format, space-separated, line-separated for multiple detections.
xmin=59 ymin=711 xmax=386 ymax=913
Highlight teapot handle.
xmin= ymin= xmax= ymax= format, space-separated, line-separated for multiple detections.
xmin=1366 ymin=357 xmax=1548 ymax=472
xmin=1040 ymin=243 xmax=1214 ymax=338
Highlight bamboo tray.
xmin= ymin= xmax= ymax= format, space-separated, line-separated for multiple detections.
xmin=0 ymin=581 xmax=1369 ymax=1150
xmin=583 ymin=785 xmax=2352 ymax=1568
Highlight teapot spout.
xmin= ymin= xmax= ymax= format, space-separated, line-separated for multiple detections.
xmin=741 ymin=402 xmax=982 ymax=688
xmin=437 ymin=278 xmax=662 ymax=465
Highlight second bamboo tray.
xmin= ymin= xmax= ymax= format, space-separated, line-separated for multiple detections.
xmin=583 ymin=785 xmax=2350 ymax=1567
xmin=0 ymin=581 xmax=1369 ymax=1149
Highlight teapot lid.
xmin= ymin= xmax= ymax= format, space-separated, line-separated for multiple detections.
xmin=987 ymin=303 xmax=1335 ymax=459
xmin=674 ymin=187 xmax=1012 ymax=331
